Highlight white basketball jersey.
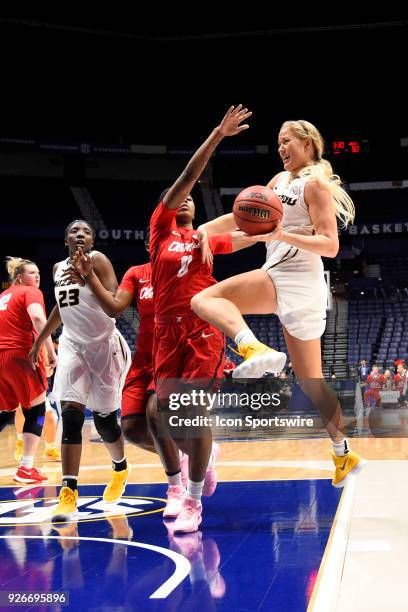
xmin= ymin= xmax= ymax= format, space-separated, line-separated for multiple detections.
xmin=266 ymin=172 xmax=315 ymax=261
xmin=54 ymin=252 xmax=116 ymax=344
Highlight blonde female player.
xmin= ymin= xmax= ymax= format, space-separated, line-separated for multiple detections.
xmin=0 ymin=257 xmax=57 ymax=483
xmin=192 ymin=119 xmax=366 ymax=487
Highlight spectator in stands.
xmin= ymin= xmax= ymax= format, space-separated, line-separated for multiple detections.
xmin=284 ymin=361 xmax=295 ymax=384
xmin=382 ymin=369 xmax=395 ymax=390
xmin=364 ymin=365 xmax=384 ymax=407
xmin=358 ymin=359 xmax=370 ymax=383
xmin=223 ymin=357 xmax=236 ymax=379
xmin=278 ymin=370 xmax=291 ymax=410
xmin=394 ymin=362 xmax=407 ymax=399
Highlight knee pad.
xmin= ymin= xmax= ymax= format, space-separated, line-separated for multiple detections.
xmin=62 ymin=408 xmax=85 ymax=444
xmin=93 ymin=410 xmax=121 ymax=444
xmin=22 ymin=403 xmax=46 ymax=437
xmin=0 ymin=410 xmax=15 ymax=433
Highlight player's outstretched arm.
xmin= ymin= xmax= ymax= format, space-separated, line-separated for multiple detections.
xmin=230 ymin=231 xmax=259 ymax=252
xmin=164 ymin=105 xmax=252 ymax=210
xmin=198 ymin=213 xmax=238 ymax=237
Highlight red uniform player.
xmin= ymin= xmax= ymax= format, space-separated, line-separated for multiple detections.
xmin=0 ymin=257 xmax=57 ymax=483
xmin=149 ymin=104 xmax=256 ymax=533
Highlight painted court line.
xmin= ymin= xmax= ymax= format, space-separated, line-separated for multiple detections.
xmin=0 ymin=534 xmax=190 ymax=599
xmin=0 ymin=459 xmax=332 ymax=478
xmin=311 ymin=477 xmax=356 ymax=612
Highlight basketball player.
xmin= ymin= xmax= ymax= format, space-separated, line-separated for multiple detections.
xmin=69 ymin=195 xmax=257 ymax=528
xmin=29 ymin=220 xmax=131 ymax=521
xmin=149 ymin=104 xmax=255 ymax=532
xmin=0 ymin=257 xmax=57 ymax=483
xmin=191 ymin=119 xmax=366 ymax=487
xmin=64 ymin=233 xmax=182 ymax=484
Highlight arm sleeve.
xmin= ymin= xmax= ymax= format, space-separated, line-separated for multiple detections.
xmin=209 ymin=233 xmax=233 ymax=255
xmin=119 ymin=267 xmax=138 ymax=296
xmin=149 ymin=201 xmax=177 ymax=256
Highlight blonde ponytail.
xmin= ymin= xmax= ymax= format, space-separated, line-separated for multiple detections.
xmin=281 ymin=120 xmax=355 ymax=228
xmin=5 ymin=257 xmax=35 ymax=283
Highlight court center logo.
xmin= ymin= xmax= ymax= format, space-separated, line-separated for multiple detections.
xmin=0 ymin=495 xmax=166 ymax=525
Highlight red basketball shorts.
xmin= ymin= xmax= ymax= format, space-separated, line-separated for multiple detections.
xmin=121 ymin=351 xmax=155 ymax=418
xmin=153 ymin=313 xmax=225 ymax=400
xmin=0 ymin=349 xmax=47 ymax=410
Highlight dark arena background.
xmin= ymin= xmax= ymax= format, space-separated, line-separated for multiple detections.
xmin=0 ymin=15 xmax=408 ymax=612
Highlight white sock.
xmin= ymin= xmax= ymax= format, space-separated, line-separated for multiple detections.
xmin=167 ymin=471 xmax=183 ymax=487
xmin=187 ymin=478 xmax=204 ymax=503
xmin=21 ymin=456 xmax=34 ymax=469
xmin=45 ymin=442 xmax=56 ymax=450
xmin=235 ymin=328 xmax=257 ymax=346
xmin=16 ymin=434 xmax=22 ymax=441
xmin=333 ymin=438 xmax=350 ymax=456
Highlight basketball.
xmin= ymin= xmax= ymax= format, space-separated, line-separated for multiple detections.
xmin=233 ymin=185 xmax=283 ymax=235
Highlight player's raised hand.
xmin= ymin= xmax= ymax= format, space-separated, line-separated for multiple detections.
xmin=218 ymin=105 xmax=252 ymax=137
xmin=61 ymin=264 xmax=85 ymax=286
xmin=68 ymin=246 xmax=94 ymax=279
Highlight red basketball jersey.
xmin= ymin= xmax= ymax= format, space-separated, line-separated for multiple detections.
xmin=367 ymin=373 xmax=384 ymax=390
xmin=150 ymin=201 xmax=232 ymax=317
xmin=119 ymin=262 xmax=154 ymax=354
xmin=0 ymin=285 xmax=45 ymax=350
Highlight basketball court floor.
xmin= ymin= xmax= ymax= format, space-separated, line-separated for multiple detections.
xmin=1 ymin=415 xmax=407 ymax=611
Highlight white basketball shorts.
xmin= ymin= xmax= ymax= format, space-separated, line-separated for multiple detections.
xmin=52 ymin=329 xmax=131 ymax=413
xmin=262 ymin=245 xmax=328 ymax=341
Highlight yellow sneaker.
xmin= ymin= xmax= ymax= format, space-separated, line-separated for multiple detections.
xmin=331 ymin=451 xmax=367 ymax=488
xmin=232 ymin=340 xmax=286 ymax=378
xmin=43 ymin=447 xmax=61 ymax=461
xmin=14 ymin=439 xmax=23 ymax=462
xmin=51 ymin=487 xmax=78 ymax=522
xmin=103 ymin=466 xmax=130 ymax=504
